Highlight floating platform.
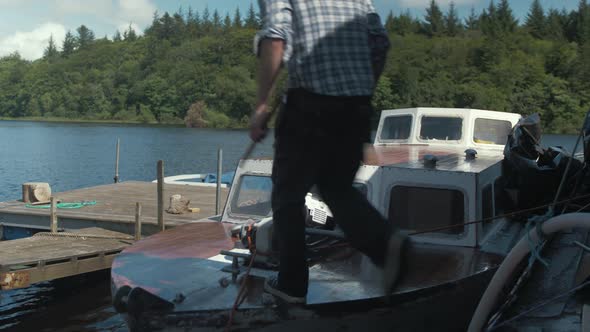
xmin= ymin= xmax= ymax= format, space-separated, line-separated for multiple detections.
xmin=0 ymin=181 xmax=229 ymax=237
xmin=0 ymin=227 xmax=132 ymax=290
xmin=0 ymin=181 xmax=229 ymax=290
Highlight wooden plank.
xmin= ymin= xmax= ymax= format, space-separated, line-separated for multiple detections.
xmin=135 ymin=202 xmax=142 ymax=240
xmin=157 ymin=161 xmax=165 ymax=230
xmin=1 ymin=252 xmax=118 ymax=290
xmin=50 ymin=196 xmax=58 ymax=233
xmin=0 ymin=228 xmax=131 ymax=268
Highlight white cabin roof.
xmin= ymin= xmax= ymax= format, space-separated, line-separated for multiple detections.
xmin=374 ymin=107 xmax=522 ymax=151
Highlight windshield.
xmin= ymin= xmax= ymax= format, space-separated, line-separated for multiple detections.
xmin=419 ymin=116 xmax=463 ymax=141
xmin=381 ymin=115 xmax=412 ymax=140
xmin=230 ymin=175 xmax=272 ymax=217
xmin=474 ymin=118 xmax=512 ymax=145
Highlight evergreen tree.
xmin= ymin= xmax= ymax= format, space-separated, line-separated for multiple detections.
xmin=223 ymin=13 xmax=232 ymax=31
xmin=76 ymin=25 xmax=95 ymax=49
xmin=424 ymin=0 xmax=444 ymax=37
xmin=61 ymin=30 xmax=77 ymax=57
xmin=481 ymin=0 xmax=500 ymax=36
xmin=445 ymin=2 xmax=462 ymax=36
xmin=212 ymin=9 xmax=222 ymax=31
xmin=385 ymin=10 xmax=395 ymax=34
xmin=160 ymin=12 xmax=175 ymax=40
xmin=113 ymin=30 xmax=122 ymax=42
xmin=245 ymin=3 xmax=259 ymax=29
xmin=173 ymin=11 xmax=186 ymax=37
xmin=123 ymin=24 xmax=138 ymax=42
xmin=43 ymin=34 xmax=59 ymax=59
xmin=186 ymin=7 xmax=200 ymax=38
xmin=546 ymin=9 xmax=566 ymax=40
xmin=525 ymin=0 xmax=546 ymax=38
xmin=202 ymin=6 xmax=212 ymax=32
xmin=497 ymin=0 xmax=518 ymax=33
xmin=233 ymin=7 xmax=243 ymax=29
xmin=577 ymin=0 xmax=590 ymax=43
xmin=465 ymin=6 xmax=480 ymax=30
xmin=394 ymin=10 xmax=421 ymax=35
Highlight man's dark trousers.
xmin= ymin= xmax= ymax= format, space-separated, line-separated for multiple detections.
xmin=271 ymin=88 xmax=393 ymax=297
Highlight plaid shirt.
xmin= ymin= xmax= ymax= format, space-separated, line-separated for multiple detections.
xmin=255 ymin=0 xmax=390 ymax=97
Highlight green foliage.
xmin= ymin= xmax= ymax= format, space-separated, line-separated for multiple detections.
xmin=0 ymin=2 xmax=588 ymax=134
xmin=526 ymin=0 xmax=546 ymax=38
xmin=43 ymin=35 xmax=59 ymax=60
xmin=445 ymin=2 xmax=462 ymax=37
xmin=424 ymin=0 xmax=444 ymax=37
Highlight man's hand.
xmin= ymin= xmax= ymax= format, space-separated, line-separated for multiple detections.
xmin=249 ymin=103 xmax=272 ymax=142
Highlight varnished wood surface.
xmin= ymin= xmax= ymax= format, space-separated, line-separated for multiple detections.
xmin=0 ymin=181 xmax=229 ymax=227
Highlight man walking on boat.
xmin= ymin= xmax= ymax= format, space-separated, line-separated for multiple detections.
xmin=250 ymin=0 xmax=407 ymax=303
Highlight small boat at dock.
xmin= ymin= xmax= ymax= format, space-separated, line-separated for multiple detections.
xmin=111 ymin=107 xmax=590 ymax=331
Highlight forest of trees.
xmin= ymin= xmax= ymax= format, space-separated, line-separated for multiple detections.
xmin=0 ymin=0 xmax=589 ymax=133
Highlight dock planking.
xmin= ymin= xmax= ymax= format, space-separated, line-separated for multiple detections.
xmin=0 ymin=227 xmax=132 ymax=290
xmin=0 ymin=181 xmax=229 ymax=233
xmin=0 ymin=181 xmax=229 ymax=290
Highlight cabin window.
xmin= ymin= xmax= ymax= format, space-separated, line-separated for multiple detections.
xmin=474 ymin=119 xmax=513 ymax=145
xmin=419 ymin=116 xmax=463 ymax=141
xmin=389 ymin=186 xmax=465 ymax=235
xmin=230 ymin=175 xmax=272 ymax=217
xmin=381 ymin=115 xmax=412 ymax=140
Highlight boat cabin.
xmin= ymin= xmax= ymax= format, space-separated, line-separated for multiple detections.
xmin=222 ymin=108 xmax=522 ymax=249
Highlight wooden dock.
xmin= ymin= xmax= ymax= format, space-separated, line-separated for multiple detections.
xmin=0 ymin=181 xmax=229 ymax=290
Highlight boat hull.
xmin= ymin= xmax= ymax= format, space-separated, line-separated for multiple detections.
xmin=111 ymin=222 xmax=504 ymax=331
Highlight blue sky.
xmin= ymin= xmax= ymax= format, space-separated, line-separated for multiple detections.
xmin=0 ymin=0 xmax=580 ymax=60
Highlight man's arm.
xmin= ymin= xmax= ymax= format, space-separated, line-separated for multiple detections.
xmin=249 ymin=0 xmax=292 ymax=142
xmin=250 ymin=39 xmax=285 ymax=142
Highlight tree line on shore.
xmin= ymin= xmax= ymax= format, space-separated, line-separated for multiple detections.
xmin=0 ymin=0 xmax=588 ymax=133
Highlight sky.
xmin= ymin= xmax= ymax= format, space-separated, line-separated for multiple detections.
xmin=0 ymin=0 xmax=580 ymax=61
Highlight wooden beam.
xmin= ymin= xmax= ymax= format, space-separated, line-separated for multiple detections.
xmin=135 ymin=202 xmax=142 ymax=241
xmin=50 ymin=196 xmax=58 ymax=233
xmin=157 ymin=160 xmax=165 ymax=231
xmin=0 ymin=252 xmax=119 ymax=291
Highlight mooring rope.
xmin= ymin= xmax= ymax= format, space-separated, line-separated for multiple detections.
xmin=486 ymin=279 xmax=590 ymax=331
xmin=25 ymin=201 xmax=97 ymax=209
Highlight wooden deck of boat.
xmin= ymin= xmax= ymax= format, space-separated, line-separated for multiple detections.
xmin=0 ymin=181 xmax=229 ymax=233
xmin=0 ymin=181 xmax=229 ymax=290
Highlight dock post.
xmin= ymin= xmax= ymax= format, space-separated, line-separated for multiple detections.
xmin=216 ymin=148 xmax=223 ymax=215
xmin=114 ymin=138 xmax=120 ymax=183
xmin=135 ymin=202 xmax=142 ymax=240
xmin=50 ymin=197 xmax=58 ymax=233
xmin=157 ymin=160 xmax=165 ymax=231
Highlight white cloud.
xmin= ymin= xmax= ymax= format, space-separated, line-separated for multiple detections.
xmin=0 ymin=22 xmax=66 ymax=60
xmin=398 ymin=0 xmax=479 ymax=8
xmin=54 ymin=0 xmax=112 ymax=15
xmin=117 ymin=0 xmax=157 ymax=27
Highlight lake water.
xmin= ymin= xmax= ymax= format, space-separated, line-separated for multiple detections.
xmin=0 ymin=120 xmax=580 ymax=331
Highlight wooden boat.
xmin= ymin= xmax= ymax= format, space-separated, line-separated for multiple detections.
xmin=111 ymin=108 xmax=590 ymax=331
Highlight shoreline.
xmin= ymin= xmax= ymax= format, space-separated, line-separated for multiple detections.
xmin=0 ymin=117 xmax=268 ymax=130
